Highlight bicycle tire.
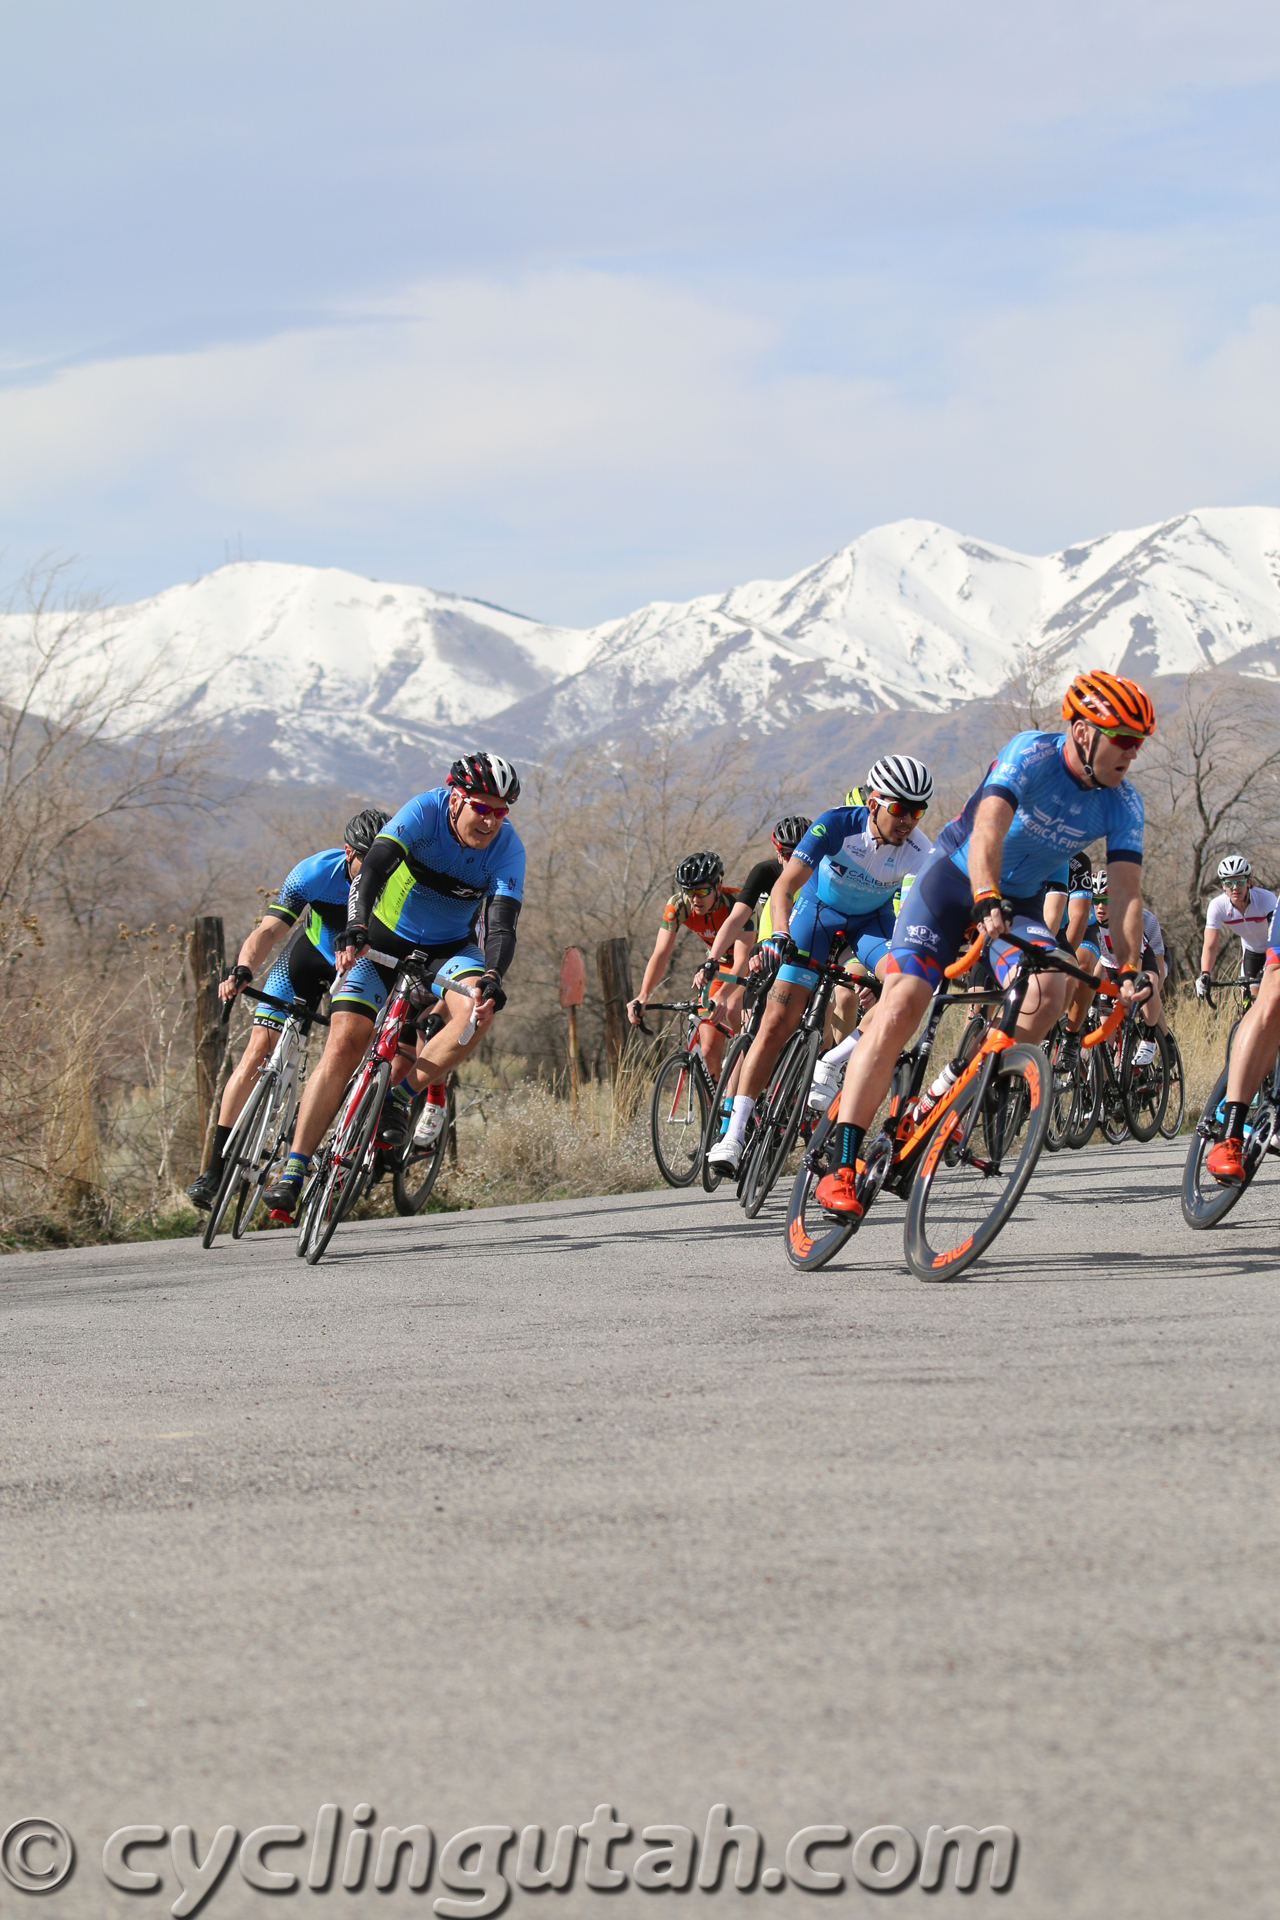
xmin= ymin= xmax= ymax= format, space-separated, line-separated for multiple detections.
xmin=1159 ymin=1032 xmax=1186 ymax=1139
xmin=294 ymin=1159 xmax=324 ymax=1257
xmin=231 ymin=1075 xmax=294 ymax=1239
xmin=650 ymin=1049 xmax=709 ymax=1187
xmin=305 ymin=1062 xmax=390 ymax=1264
xmin=702 ymin=1033 xmax=748 ymax=1193
xmin=201 ymin=1076 xmax=273 ymax=1248
xmin=1043 ymin=1029 xmax=1078 ymax=1153
xmin=1180 ymin=1065 xmax=1256 ymax=1229
xmin=1066 ymin=1046 xmax=1101 ymax=1149
xmin=783 ymin=1114 xmax=890 ymax=1272
xmin=743 ymin=1029 xmax=820 ymax=1219
xmin=904 ymin=1043 xmax=1051 ymax=1281
xmin=392 ymin=1094 xmax=450 ymax=1214
xmin=1100 ymin=1081 xmax=1130 ymax=1144
xmin=1121 ymin=1024 xmax=1170 ymax=1141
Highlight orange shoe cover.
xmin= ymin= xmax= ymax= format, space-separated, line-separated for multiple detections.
xmin=814 ymin=1164 xmax=864 ymax=1216
xmin=1206 ymin=1137 xmax=1247 ymax=1187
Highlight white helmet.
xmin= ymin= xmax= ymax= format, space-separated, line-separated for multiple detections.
xmin=865 ymin=755 xmax=933 ymax=807
xmin=1218 ymin=855 xmax=1251 ymax=883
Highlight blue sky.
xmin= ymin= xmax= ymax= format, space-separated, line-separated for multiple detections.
xmin=3 ymin=0 xmax=1280 ymax=623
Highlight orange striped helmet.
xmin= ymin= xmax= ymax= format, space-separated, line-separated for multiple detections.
xmin=1061 ymin=670 xmax=1155 ymax=737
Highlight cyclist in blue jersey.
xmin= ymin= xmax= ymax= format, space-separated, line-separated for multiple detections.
xmin=263 ymin=752 xmax=524 ymax=1216
xmin=707 ymin=756 xmax=934 ymax=1177
xmin=185 ymin=807 xmax=388 ymax=1211
xmin=814 ymin=671 xmax=1158 ymax=1216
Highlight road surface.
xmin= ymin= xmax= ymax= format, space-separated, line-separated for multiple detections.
xmin=1 ymin=1137 xmax=1277 ymax=1918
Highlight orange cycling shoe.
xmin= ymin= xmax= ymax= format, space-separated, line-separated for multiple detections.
xmin=1206 ymin=1137 xmax=1248 ymax=1187
xmin=814 ymin=1164 xmax=864 ymax=1216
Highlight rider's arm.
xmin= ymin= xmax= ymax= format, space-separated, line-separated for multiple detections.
xmin=1106 ymin=859 xmax=1144 ymax=971
xmin=1200 ymin=925 xmax=1221 ymax=976
xmin=966 ymin=794 xmax=1015 ymax=924
xmin=706 ymin=899 xmax=753 ymax=967
xmin=482 ymin=895 xmax=520 ymax=977
xmin=346 ymin=833 xmax=402 ymax=937
xmin=765 ymin=853 xmax=814 ymax=942
xmin=632 ymin=925 xmax=679 ymax=1017
xmin=220 ymin=916 xmax=290 ymax=999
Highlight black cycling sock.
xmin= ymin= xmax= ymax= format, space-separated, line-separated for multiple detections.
xmin=1222 ymin=1101 xmax=1250 ymax=1141
xmin=211 ymin=1123 xmax=231 ymax=1168
xmin=838 ymin=1123 xmax=865 ymax=1169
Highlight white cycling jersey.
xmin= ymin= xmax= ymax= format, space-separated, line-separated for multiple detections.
xmin=1205 ymin=887 xmax=1278 ymax=955
xmin=1093 ymin=908 xmax=1165 ymax=971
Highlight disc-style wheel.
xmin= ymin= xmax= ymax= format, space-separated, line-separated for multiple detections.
xmin=304 ymin=1062 xmax=389 ymax=1264
xmin=742 ymin=1031 xmax=820 ymax=1220
xmin=392 ymin=1094 xmax=450 ymax=1214
xmin=904 ymin=1044 xmax=1051 ymax=1281
xmin=702 ymin=1033 xmax=748 ymax=1193
xmin=1158 ymin=1033 xmax=1187 ymax=1138
xmin=1180 ymin=1065 xmax=1256 ymax=1229
xmin=783 ymin=1115 xmax=892 ymax=1272
xmin=650 ymin=1049 xmax=709 ymax=1187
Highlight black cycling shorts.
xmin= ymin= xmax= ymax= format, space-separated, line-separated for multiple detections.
xmin=254 ymin=936 xmax=335 ymax=1028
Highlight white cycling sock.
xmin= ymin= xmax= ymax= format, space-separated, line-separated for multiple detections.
xmin=820 ymin=1029 xmax=861 ymax=1072
xmin=725 ymin=1094 xmax=756 ymax=1145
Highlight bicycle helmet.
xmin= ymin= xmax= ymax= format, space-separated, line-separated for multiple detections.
xmin=1218 ymin=854 xmax=1251 ymax=882
xmin=1061 ymin=670 xmax=1156 ymax=737
xmin=446 ymin=751 xmax=521 ymax=803
xmin=844 ymin=785 xmax=865 ymax=806
xmin=674 ymin=850 xmax=724 ymax=890
xmin=865 ymin=755 xmax=934 ymax=806
xmin=771 ymin=815 xmax=811 ymax=855
xmin=344 ymin=807 xmax=391 ymax=855
xmin=1091 ymin=869 xmax=1108 ymax=903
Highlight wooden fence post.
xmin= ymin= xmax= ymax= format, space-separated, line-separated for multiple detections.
xmin=192 ymin=915 xmax=226 ymax=1173
xmin=596 ymin=936 xmax=634 ymax=1088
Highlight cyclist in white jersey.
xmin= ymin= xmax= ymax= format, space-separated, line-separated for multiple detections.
xmin=1197 ymin=856 xmax=1276 ymax=1002
xmin=1079 ymin=870 xmax=1169 ymax=1055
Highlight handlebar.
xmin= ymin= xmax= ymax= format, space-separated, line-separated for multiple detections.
xmin=219 ymin=973 xmax=330 ymax=1028
xmin=942 ymin=924 xmax=1151 ymax=1043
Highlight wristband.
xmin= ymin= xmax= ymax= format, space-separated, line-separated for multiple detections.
xmin=1118 ymin=965 xmax=1140 ymax=981
xmin=972 ymin=887 xmax=1002 ymax=907
xmin=232 ymin=964 xmax=254 ymax=985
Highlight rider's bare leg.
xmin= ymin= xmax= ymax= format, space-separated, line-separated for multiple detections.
xmin=217 ymin=1025 xmax=276 ymax=1130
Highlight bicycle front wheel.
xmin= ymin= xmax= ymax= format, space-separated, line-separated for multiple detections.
xmin=201 ymin=1076 xmax=273 ymax=1248
xmin=1158 ymin=1032 xmax=1186 ymax=1138
xmin=702 ymin=1032 xmax=748 ymax=1193
xmin=650 ymin=1049 xmax=709 ymax=1187
xmin=1181 ymin=1065 xmax=1253 ymax=1229
xmin=904 ymin=1044 xmax=1051 ymax=1281
xmin=305 ymin=1062 xmax=389 ymax=1264
xmin=1043 ymin=1029 xmax=1077 ymax=1153
xmin=743 ymin=1030 xmax=820 ymax=1220
xmin=783 ymin=1113 xmax=888 ymax=1272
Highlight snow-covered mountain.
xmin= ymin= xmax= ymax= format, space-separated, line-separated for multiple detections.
xmin=5 ymin=508 xmax=1279 ymax=789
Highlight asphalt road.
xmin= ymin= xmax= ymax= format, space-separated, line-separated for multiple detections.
xmin=2 ymin=1137 xmax=1277 ymax=1920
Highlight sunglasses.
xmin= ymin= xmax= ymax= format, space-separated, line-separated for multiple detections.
xmin=871 ymin=796 xmax=927 ymax=819
xmin=687 ymin=884 xmax=717 ymax=900
xmin=1093 ymin=725 xmax=1147 ymax=750
xmin=468 ymin=799 xmax=510 ymax=819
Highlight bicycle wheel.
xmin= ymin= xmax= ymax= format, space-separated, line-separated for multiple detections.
xmin=1159 ymin=1033 xmax=1186 ymax=1139
xmin=650 ymin=1049 xmax=708 ymax=1187
xmin=1121 ymin=1024 xmax=1170 ymax=1141
xmin=232 ymin=1097 xmax=291 ymax=1237
xmin=392 ymin=1095 xmax=450 ymax=1214
xmin=201 ymin=1076 xmax=273 ymax=1248
xmin=743 ymin=1030 xmax=820 ymax=1219
xmin=1043 ymin=1029 xmax=1078 ymax=1153
xmin=783 ymin=1115 xmax=892 ymax=1272
xmin=702 ymin=1033 xmax=748 ymax=1193
xmin=1180 ymin=1065 xmax=1256 ymax=1228
xmin=904 ymin=1043 xmax=1051 ymax=1281
xmin=1065 ymin=1044 xmax=1100 ymax=1148
xmin=304 ymin=1062 xmax=389 ymax=1264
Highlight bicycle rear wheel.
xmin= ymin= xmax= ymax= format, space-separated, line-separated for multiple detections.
xmin=1121 ymin=1024 xmax=1170 ymax=1140
xmin=1158 ymin=1032 xmax=1186 ymax=1138
xmin=743 ymin=1030 xmax=820 ymax=1220
xmin=904 ymin=1044 xmax=1051 ymax=1281
xmin=701 ymin=1032 xmax=748 ymax=1192
xmin=304 ymin=1062 xmax=389 ymax=1264
xmin=650 ymin=1049 xmax=709 ymax=1187
xmin=392 ymin=1094 xmax=450 ymax=1214
xmin=201 ymin=1077 xmax=273 ymax=1248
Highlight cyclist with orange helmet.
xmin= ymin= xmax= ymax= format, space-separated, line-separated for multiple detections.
xmin=814 ymin=669 xmax=1158 ymax=1216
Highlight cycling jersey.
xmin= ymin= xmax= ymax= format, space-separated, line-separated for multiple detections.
xmin=254 ymin=936 xmax=335 ymax=1029
xmin=363 ymin=787 xmax=525 ymax=947
xmin=793 ymin=806 xmax=933 ymax=914
xmin=661 ymin=886 xmax=742 ymax=947
xmin=938 ymin=730 xmax=1144 ymax=893
xmin=1206 ymin=887 xmax=1278 ymax=955
xmin=1082 ymin=909 xmax=1165 ymax=970
xmin=265 ymin=848 xmax=352 ymax=965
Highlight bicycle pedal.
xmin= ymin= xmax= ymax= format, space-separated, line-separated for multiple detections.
xmin=268 ymin=1207 xmax=294 ymax=1224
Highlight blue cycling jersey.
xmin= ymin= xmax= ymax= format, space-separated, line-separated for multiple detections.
xmin=371 ymin=787 xmax=525 ymax=946
xmin=937 ymin=731 xmax=1143 ymax=895
xmin=793 ymin=805 xmax=933 ymax=916
xmin=265 ymin=848 xmax=352 ymax=965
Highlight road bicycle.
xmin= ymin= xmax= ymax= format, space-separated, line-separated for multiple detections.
xmin=1043 ymin=998 xmax=1172 ymax=1150
xmin=784 ymin=923 xmax=1144 ymax=1281
xmin=640 ymin=974 xmax=745 ymax=1187
xmin=1182 ymin=1000 xmax=1280 ymax=1229
xmin=700 ymin=971 xmax=768 ymax=1193
xmin=296 ymin=947 xmax=466 ymax=1264
xmin=201 ymin=983 xmax=329 ymax=1248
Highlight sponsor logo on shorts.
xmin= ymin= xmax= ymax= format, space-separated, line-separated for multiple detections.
xmin=904 ymin=923 xmax=940 ymax=949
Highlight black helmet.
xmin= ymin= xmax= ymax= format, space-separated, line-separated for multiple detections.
xmin=344 ymin=807 xmax=391 ymax=856
xmin=447 ymin=751 xmax=521 ymax=803
xmin=674 ymin=850 xmax=724 ymax=890
xmin=772 ymin=815 xmax=811 ymax=854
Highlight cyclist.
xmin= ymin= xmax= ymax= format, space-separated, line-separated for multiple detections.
xmin=262 ymin=752 xmax=524 ymax=1217
xmin=185 ymin=808 xmax=389 ymax=1211
xmin=814 ymin=670 xmax=1157 ymax=1215
xmin=707 ymin=756 xmax=934 ymax=1177
xmin=1077 ymin=868 xmax=1169 ymax=1059
xmin=628 ymin=853 xmax=754 ymax=1077
xmin=698 ymin=817 xmax=812 ymax=976
xmin=1197 ymin=856 xmax=1276 ymax=1003
xmin=1204 ymin=888 xmax=1280 ymax=1184
xmin=1044 ymin=850 xmax=1096 ymax=951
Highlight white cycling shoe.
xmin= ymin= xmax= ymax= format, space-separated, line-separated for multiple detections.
xmin=707 ymin=1136 xmax=744 ymax=1175
xmin=807 ymin=1060 xmax=842 ymax=1110
xmin=1132 ymin=1039 xmax=1158 ymax=1067
xmin=414 ymin=1100 xmax=447 ymax=1147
